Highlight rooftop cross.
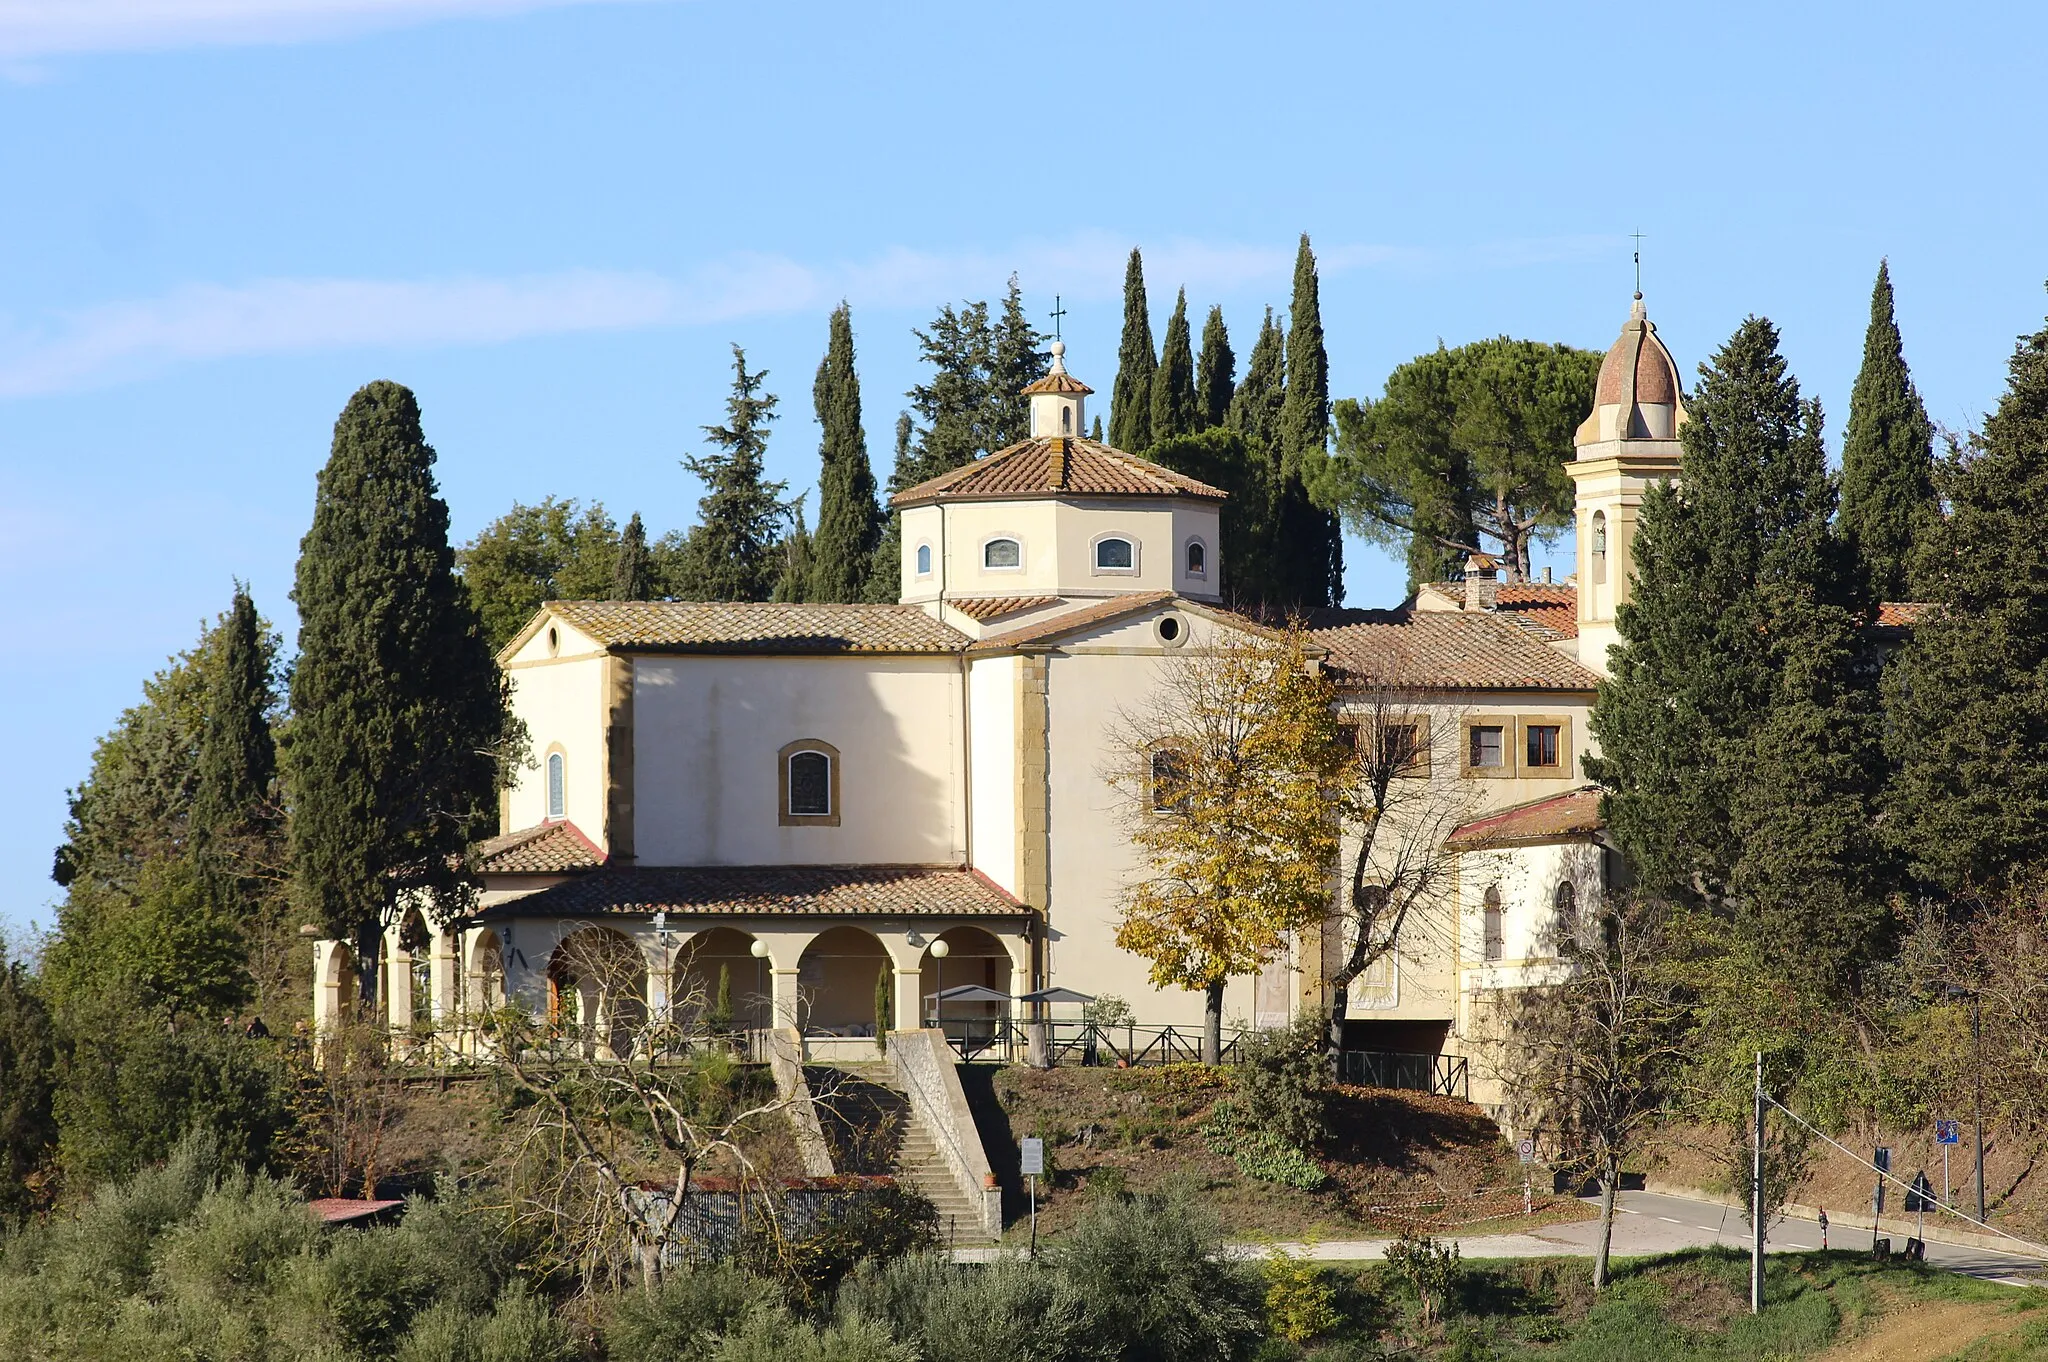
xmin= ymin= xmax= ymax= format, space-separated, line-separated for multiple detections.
xmin=1630 ymin=231 xmax=1646 ymax=298
xmin=1049 ymin=294 xmax=1066 ymax=341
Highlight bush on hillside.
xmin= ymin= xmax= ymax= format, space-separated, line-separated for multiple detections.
xmin=1048 ymin=1188 xmax=1264 ymax=1362
xmin=836 ymin=1251 xmax=1092 ymax=1362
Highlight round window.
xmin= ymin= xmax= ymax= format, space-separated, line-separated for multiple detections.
xmin=1156 ymin=614 xmax=1186 ymax=646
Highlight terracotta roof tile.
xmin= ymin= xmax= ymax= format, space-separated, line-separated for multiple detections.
xmin=891 ymin=437 xmax=1226 ymax=507
xmin=967 ymin=592 xmax=1176 ymax=652
xmin=541 ymin=601 xmax=969 ymax=654
xmin=1878 ymin=601 xmax=1934 ymax=627
xmin=1020 ymin=371 xmax=1092 ymax=395
xmin=479 ymin=864 xmax=1026 ymax=920
xmin=1448 ymin=787 xmax=1604 ymax=848
xmin=1417 ymin=582 xmax=1580 ymax=639
xmin=948 ymin=595 xmax=1064 ymax=622
xmin=1307 ymin=608 xmax=1602 ymax=692
xmin=475 ymin=822 xmax=605 ymax=875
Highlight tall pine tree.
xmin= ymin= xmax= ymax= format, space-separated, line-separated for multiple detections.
xmin=904 ymin=302 xmax=993 ymax=485
xmin=189 ymin=583 xmax=276 ymax=903
xmin=1838 ymin=260 xmax=1936 ymax=603
xmin=986 ymin=274 xmax=1049 ymax=449
xmin=1149 ymin=288 xmax=1200 ymax=445
xmin=676 ymin=346 xmax=787 ymax=602
xmin=1279 ymin=235 xmax=1343 ymax=608
xmin=289 ymin=381 xmax=512 ymax=1004
xmin=1196 ymin=304 xmax=1234 ymax=430
xmin=1886 ymin=300 xmax=2048 ymax=895
xmin=1109 ymin=248 xmax=1156 ymax=453
xmin=808 ymin=304 xmax=882 ymax=603
xmin=612 ymin=512 xmax=653 ymax=600
xmin=1587 ymin=318 xmax=1887 ymax=988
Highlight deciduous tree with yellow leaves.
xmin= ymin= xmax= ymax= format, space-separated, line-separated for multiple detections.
xmin=1105 ymin=623 xmax=1351 ymax=1063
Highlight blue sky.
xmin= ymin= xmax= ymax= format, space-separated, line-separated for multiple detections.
xmin=4 ymin=0 xmax=2046 ymax=942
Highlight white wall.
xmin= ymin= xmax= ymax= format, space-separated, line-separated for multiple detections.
xmin=503 ymin=617 xmax=610 ymax=839
xmin=631 ymin=655 xmax=965 ymax=866
xmin=967 ymin=655 xmax=1019 ymax=896
xmin=1456 ymin=840 xmax=1605 ymax=989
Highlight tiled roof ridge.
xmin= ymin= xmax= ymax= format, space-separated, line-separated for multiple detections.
xmin=477 ymin=861 xmax=1028 ymax=920
xmin=967 ymin=591 xmax=1177 ymax=653
xmin=532 ymin=600 xmax=971 ymax=655
xmin=948 ymin=594 xmax=1065 ymax=622
xmin=1308 ymin=608 xmax=1603 ymax=692
xmin=1448 ymin=786 xmax=1604 ymax=847
xmin=474 ymin=820 xmax=606 ymax=874
xmin=889 ymin=436 xmax=1227 ymax=507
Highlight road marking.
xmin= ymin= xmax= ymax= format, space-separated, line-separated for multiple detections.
xmin=1658 ymin=1216 xmax=1683 ymax=1224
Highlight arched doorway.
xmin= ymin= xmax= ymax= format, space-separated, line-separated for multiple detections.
xmin=673 ymin=927 xmax=771 ymax=1033
xmin=919 ymin=925 xmax=1013 ymax=1053
xmin=548 ymin=926 xmax=649 ymax=1059
xmin=468 ymin=929 xmax=506 ymax=1016
xmin=318 ymin=941 xmax=358 ymax=1027
xmin=796 ymin=926 xmax=892 ymax=1036
xmin=396 ymin=907 xmax=434 ymax=1033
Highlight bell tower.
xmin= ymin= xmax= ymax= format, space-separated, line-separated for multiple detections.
xmin=1567 ymin=293 xmax=1687 ymax=676
xmin=1023 ymin=340 xmax=1091 ymax=438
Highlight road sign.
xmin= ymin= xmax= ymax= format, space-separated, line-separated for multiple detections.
xmin=1020 ymin=1137 xmax=1044 ymax=1177
xmin=1905 ymin=1172 xmax=1936 ymax=1214
xmin=1874 ymin=1146 xmax=1891 ymax=1215
xmin=1516 ymin=1138 xmax=1536 ymax=1164
xmin=1936 ymin=1119 xmax=1962 ymax=1145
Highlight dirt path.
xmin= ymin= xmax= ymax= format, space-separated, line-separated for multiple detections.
xmin=1817 ymin=1297 xmax=2015 ymax=1362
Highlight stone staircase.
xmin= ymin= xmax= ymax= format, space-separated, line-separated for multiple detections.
xmin=808 ymin=1061 xmax=998 ymax=1247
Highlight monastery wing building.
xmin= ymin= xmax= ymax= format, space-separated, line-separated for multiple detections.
xmin=312 ymin=304 xmax=1694 ymax=1097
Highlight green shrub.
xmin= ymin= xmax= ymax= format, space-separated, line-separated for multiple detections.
xmin=837 ymin=1251 xmax=1091 ymax=1362
xmin=1262 ymin=1243 xmax=1339 ymax=1344
xmin=1229 ymin=1017 xmax=1329 ymax=1151
xmin=1201 ymin=1103 xmax=1327 ymax=1190
xmin=602 ymin=1264 xmax=781 ymax=1362
xmin=1048 ymin=1190 xmax=1263 ymax=1362
xmin=710 ymin=1308 xmax=915 ymax=1362
xmin=1383 ymin=1231 xmax=1461 ymax=1329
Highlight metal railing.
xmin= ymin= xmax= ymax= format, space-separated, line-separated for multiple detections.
xmin=931 ymin=1018 xmax=1252 ymax=1065
xmin=1339 ymin=1049 xmax=1469 ymax=1099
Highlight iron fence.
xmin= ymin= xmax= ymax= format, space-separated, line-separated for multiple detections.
xmin=1338 ymin=1049 xmax=1469 ymax=1099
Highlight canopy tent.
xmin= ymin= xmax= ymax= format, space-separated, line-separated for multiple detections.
xmin=924 ymin=984 xmax=1013 ymax=1005
xmin=1016 ymin=986 xmax=1095 ymax=1005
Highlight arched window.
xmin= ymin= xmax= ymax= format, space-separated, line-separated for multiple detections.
xmin=1553 ymin=880 xmax=1579 ymax=953
xmin=1149 ymin=747 xmax=1190 ymax=814
xmin=983 ymin=538 xmax=1022 ymax=570
xmin=1061 ymin=405 xmax=1072 ymax=433
xmin=1482 ymin=886 xmax=1504 ymax=962
xmin=1094 ymin=536 xmax=1136 ymax=571
xmin=1590 ymin=510 xmax=1608 ymax=585
xmin=546 ymin=752 xmax=566 ymax=820
xmin=915 ymin=543 xmax=932 ymax=576
xmin=1185 ymin=539 xmax=1207 ymax=577
xmin=779 ymin=740 xmax=841 ymax=826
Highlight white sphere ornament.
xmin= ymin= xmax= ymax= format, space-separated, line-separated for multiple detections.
xmin=749 ymin=939 xmax=770 ymax=959
xmin=929 ymin=939 xmax=950 ymax=959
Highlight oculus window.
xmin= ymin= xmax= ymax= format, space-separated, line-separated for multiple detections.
xmin=983 ymin=538 xmax=1022 ymax=570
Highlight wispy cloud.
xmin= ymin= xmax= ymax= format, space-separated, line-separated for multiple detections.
xmin=0 ymin=0 xmax=665 ymax=59
xmin=0 ymin=232 xmax=1619 ymax=398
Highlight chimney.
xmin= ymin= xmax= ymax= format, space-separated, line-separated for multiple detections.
xmin=1048 ymin=437 xmax=1069 ymax=489
xmin=1542 ymin=566 xmax=1554 ymax=585
xmin=1463 ymin=553 xmax=1499 ymax=611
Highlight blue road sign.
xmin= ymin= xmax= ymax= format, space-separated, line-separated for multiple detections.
xmin=1935 ymin=1119 xmax=1962 ymax=1145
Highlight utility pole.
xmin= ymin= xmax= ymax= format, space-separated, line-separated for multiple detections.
xmin=1751 ymin=1051 xmax=1765 ymax=1315
xmin=1973 ymin=993 xmax=1987 ymax=1225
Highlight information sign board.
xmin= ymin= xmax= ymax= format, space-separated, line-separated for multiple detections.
xmin=1021 ymin=1137 xmax=1045 ymax=1177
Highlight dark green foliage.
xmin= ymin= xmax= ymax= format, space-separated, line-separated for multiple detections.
xmin=1886 ymin=300 xmax=2048 ymax=895
xmin=0 ymin=944 xmax=55 ymax=1220
xmin=903 ymin=301 xmax=994 ymax=486
xmin=1150 ymin=288 xmax=1200 ymax=444
xmin=612 ymin=511 xmax=653 ymax=601
xmin=188 ymin=583 xmax=277 ymax=891
xmin=45 ymin=857 xmax=252 ymax=1023
xmin=865 ymin=412 xmax=917 ymax=604
xmin=986 ymin=274 xmax=1050 ymax=450
xmin=771 ymin=499 xmax=812 ymax=603
xmin=1226 ymin=1015 xmax=1329 ymax=1151
xmin=290 ymin=381 xmax=514 ymax=970
xmin=675 ymin=348 xmax=789 ymax=602
xmin=1110 ymin=248 xmax=1157 ymax=454
xmin=1839 ymin=261 xmax=1937 ymax=603
xmin=1149 ymin=428 xmax=1271 ymax=605
xmin=1197 ymin=305 xmax=1234 ymax=431
xmin=458 ymin=498 xmax=620 ymax=649
xmin=1322 ymin=338 xmax=1601 ymax=589
xmin=1587 ymin=318 xmax=1887 ymax=990
xmin=743 ymin=1182 xmax=938 ymax=1307
xmin=810 ymin=304 xmax=883 ymax=604
xmin=1224 ymin=310 xmax=1288 ymax=610
xmin=1277 ymin=235 xmax=1343 ymax=609
xmin=1091 ymin=414 xmax=1103 ymax=441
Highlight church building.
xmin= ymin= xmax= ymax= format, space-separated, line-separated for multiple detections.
xmin=312 ymin=299 xmax=1695 ymax=1093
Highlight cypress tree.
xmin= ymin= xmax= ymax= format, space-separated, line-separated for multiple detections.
xmin=1196 ymin=304 xmax=1234 ymax=430
xmin=771 ymin=498 xmax=812 ymax=603
xmin=864 ymin=412 xmax=918 ymax=604
xmin=1091 ymin=415 xmax=1103 ymax=441
xmin=808 ymin=304 xmax=882 ymax=604
xmin=1587 ymin=318 xmax=1886 ymax=985
xmin=0 ymin=946 xmax=54 ymax=1223
xmin=612 ymin=512 xmax=653 ymax=600
xmin=986 ymin=274 xmax=1049 ymax=449
xmin=676 ymin=346 xmax=787 ymax=602
xmin=1886 ymin=300 xmax=2048 ymax=895
xmin=1838 ymin=261 xmax=1936 ymax=602
xmin=1226 ymin=309 xmax=1288 ymax=609
xmin=190 ymin=583 xmax=276 ymax=904
xmin=1109 ymin=248 xmax=1156 ymax=453
xmin=1279 ymin=234 xmax=1343 ymax=608
xmin=1150 ymin=288 xmax=1200 ymax=445
xmin=289 ymin=381 xmax=511 ymax=1004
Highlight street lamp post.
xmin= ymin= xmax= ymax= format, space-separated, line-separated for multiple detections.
xmin=1973 ymin=990 xmax=1987 ymax=1225
xmin=749 ymin=938 xmax=770 ymax=1047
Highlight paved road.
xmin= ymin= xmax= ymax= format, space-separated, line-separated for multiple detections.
xmin=962 ymin=1189 xmax=2048 ymax=1283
